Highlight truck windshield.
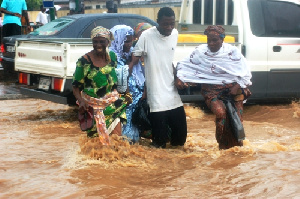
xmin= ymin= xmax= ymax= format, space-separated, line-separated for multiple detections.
xmin=29 ymin=18 xmax=74 ymax=36
xmin=248 ymin=0 xmax=300 ymax=37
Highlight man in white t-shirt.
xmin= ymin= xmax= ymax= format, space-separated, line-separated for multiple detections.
xmin=129 ymin=7 xmax=187 ymax=148
xmin=36 ymin=5 xmax=48 ymax=26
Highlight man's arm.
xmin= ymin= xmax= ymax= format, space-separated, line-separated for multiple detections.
xmin=141 ymin=84 xmax=147 ymax=99
xmin=128 ymin=54 xmax=141 ymax=75
xmin=22 ymin=10 xmax=30 ymax=26
xmin=21 ymin=10 xmax=31 ymax=32
xmin=173 ymin=62 xmax=189 ymax=90
xmin=0 ymin=8 xmax=21 ymax=17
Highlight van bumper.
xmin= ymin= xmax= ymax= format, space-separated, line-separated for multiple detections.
xmin=20 ymin=87 xmax=69 ymax=104
xmin=180 ymin=94 xmax=204 ymax=102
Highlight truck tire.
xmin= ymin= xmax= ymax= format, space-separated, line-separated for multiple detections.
xmin=2 ymin=60 xmax=18 ymax=82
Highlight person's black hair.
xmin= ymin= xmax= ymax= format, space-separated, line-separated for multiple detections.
xmin=157 ymin=7 xmax=175 ymax=21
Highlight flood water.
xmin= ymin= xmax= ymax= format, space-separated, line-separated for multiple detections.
xmin=0 ymin=98 xmax=300 ymax=198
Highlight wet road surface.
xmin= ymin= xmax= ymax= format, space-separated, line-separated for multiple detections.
xmin=0 ymin=82 xmax=300 ymax=198
xmin=0 ymin=82 xmax=26 ymax=100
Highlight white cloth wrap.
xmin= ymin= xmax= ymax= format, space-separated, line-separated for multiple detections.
xmin=176 ymin=43 xmax=252 ymax=88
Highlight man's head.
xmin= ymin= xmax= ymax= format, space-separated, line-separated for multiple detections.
xmin=204 ymin=25 xmax=225 ymax=52
xmin=106 ymin=0 xmax=115 ymax=13
xmin=157 ymin=7 xmax=175 ymax=36
xmin=40 ymin=5 xmax=46 ymax=13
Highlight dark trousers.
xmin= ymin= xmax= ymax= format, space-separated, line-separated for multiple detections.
xmin=149 ymin=106 xmax=187 ymax=146
xmin=2 ymin=23 xmax=21 ymax=38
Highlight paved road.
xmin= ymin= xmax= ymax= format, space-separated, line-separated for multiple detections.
xmin=0 ymin=82 xmax=26 ymax=100
xmin=0 ymin=61 xmax=27 ymax=100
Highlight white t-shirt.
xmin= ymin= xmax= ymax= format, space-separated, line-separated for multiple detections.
xmin=133 ymin=27 xmax=183 ymax=112
xmin=36 ymin=11 xmax=48 ymax=25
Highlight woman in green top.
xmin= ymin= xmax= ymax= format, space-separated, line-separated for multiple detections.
xmin=72 ymin=26 xmax=132 ymax=145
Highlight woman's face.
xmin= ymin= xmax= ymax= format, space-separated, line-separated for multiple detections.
xmin=123 ymin=35 xmax=133 ymax=53
xmin=92 ymin=37 xmax=109 ymax=54
xmin=207 ymin=34 xmax=223 ymax=52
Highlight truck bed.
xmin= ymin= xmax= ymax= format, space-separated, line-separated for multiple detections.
xmin=15 ymin=38 xmax=93 ymax=78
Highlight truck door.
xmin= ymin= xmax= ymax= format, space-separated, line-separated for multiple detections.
xmin=247 ymin=0 xmax=300 ymax=100
xmin=264 ymin=0 xmax=300 ymax=99
xmin=246 ymin=0 xmax=269 ymax=100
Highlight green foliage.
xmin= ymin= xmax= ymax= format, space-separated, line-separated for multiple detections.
xmin=26 ymin=0 xmax=43 ymax=11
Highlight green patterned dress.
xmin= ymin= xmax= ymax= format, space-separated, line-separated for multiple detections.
xmin=72 ymin=51 xmax=127 ymax=138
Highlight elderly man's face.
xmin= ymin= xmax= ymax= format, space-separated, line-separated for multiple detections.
xmin=207 ymin=34 xmax=223 ymax=52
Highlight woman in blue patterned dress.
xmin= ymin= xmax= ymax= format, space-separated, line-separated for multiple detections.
xmin=109 ymin=24 xmax=147 ymax=143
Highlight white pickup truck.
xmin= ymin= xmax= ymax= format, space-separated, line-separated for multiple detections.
xmin=15 ymin=0 xmax=300 ymax=104
xmin=15 ymin=38 xmax=92 ymax=104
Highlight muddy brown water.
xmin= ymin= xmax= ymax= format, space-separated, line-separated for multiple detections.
xmin=0 ymin=98 xmax=300 ymax=198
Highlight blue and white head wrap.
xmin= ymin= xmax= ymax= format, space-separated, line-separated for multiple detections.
xmin=109 ymin=25 xmax=134 ymax=61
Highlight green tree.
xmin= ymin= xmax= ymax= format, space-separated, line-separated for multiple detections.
xmin=26 ymin=0 xmax=43 ymax=11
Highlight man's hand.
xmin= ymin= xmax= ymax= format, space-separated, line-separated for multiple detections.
xmin=141 ymin=91 xmax=147 ymax=100
xmin=36 ymin=22 xmax=44 ymax=26
xmin=128 ymin=54 xmax=141 ymax=75
xmin=175 ymin=77 xmax=189 ymax=90
xmin=14 ymin=13 xmax=21 ymax=18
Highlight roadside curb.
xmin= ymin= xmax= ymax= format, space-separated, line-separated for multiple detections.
xmin=0 ymin=83 xmax=28 ymax=100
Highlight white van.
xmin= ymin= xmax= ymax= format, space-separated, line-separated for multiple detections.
xmin=175 ymin=0 xmax=300 ymax=102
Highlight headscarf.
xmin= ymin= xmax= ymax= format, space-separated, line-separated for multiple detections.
xmin=134 ymin=22 xmax=153 ymax=36
xmin=109 ymin=25 xmax=134 ymax=61
xmin=204 ymin=25 xmax=226 ymax=38
xmin=91 ymin=26 xmax=114 ymax=62
xmin=91 ymin=26 xmax=114 ymax=42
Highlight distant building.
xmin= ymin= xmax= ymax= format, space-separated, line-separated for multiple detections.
xmin=121 ymin=0 xmax=182 ymax=4
xmin=54 ymin=0 xmax=181 ymax=11
xmin=84 ymin=0 xmax=117 ymax=10
xmin=120 ymin=0 xmax=181 ymax=7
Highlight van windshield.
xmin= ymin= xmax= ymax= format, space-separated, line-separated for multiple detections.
xmin=29 ymin=18 xmax=74 ymax=36
xmin=248 ymin=0 xmax=300 ymax=37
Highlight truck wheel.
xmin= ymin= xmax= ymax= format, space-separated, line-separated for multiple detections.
xmin=66 ymin=93 xmax=77 ymax=106
xmin=2 ymin=61 xmax=18 ymax=82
